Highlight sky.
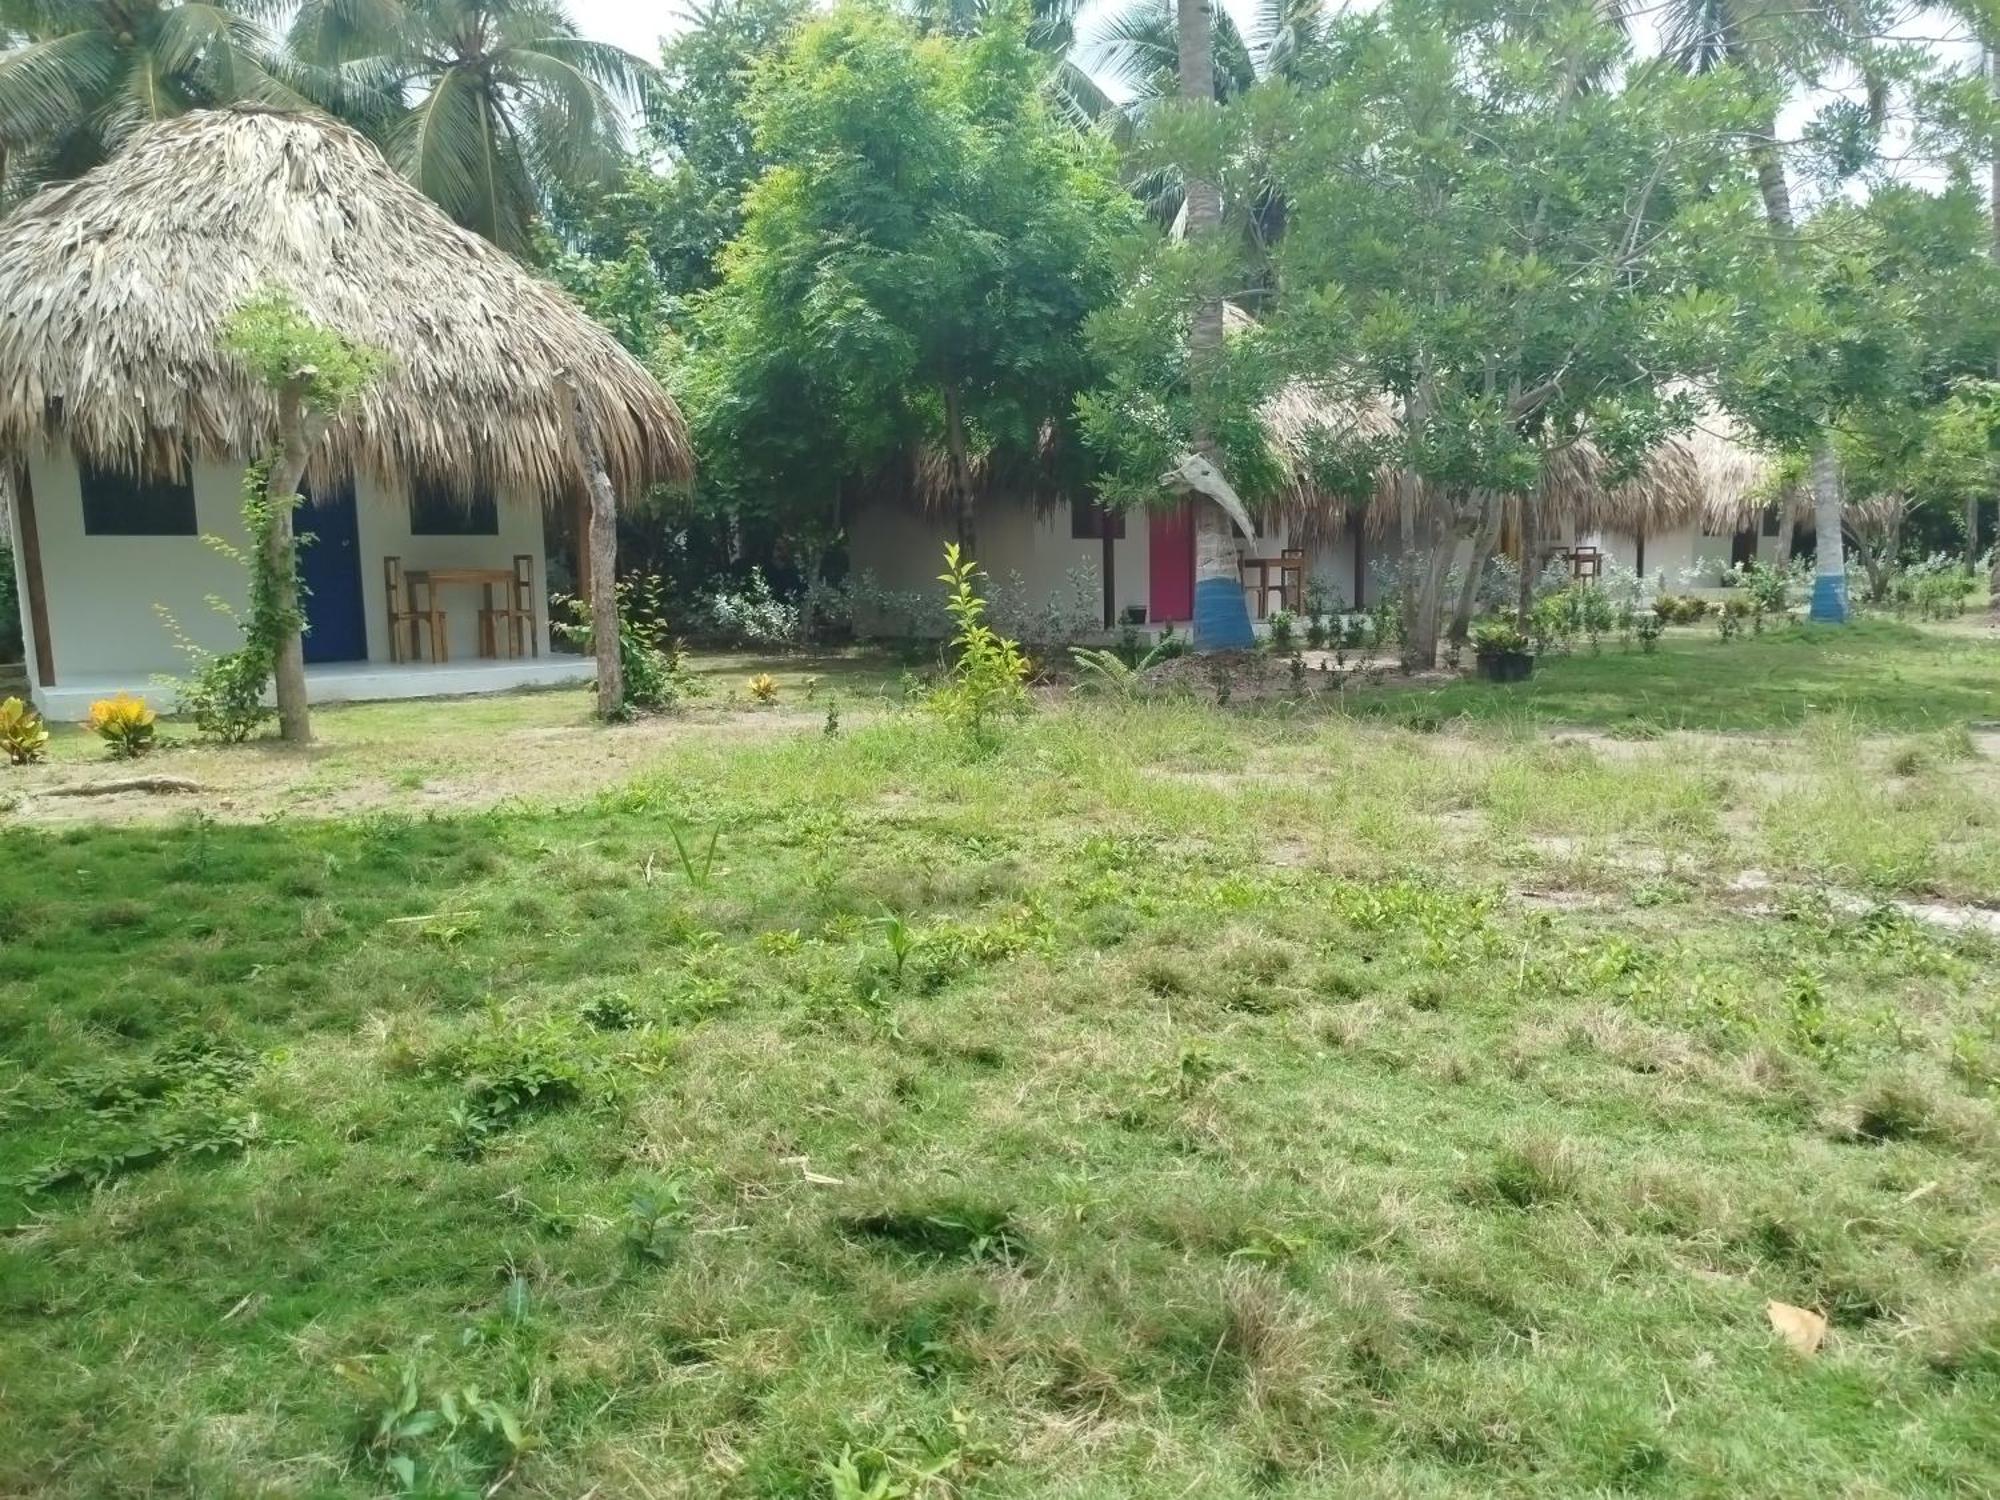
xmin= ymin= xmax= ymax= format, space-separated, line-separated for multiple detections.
xmin=562 ymin=0 xmax=1980 ymax=194
xmin=564 ymin=0 xmax=1274 ymax=92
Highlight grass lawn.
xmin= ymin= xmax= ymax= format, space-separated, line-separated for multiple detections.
xmin=2 ymin=620 xmax=1998 ymax=1498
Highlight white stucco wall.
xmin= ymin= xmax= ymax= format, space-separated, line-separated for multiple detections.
xmin=847 ymin=497 xmax=1154 ymax=631
xmin=1591 ymin=524 xmax=1782 ymax=588
xmin=23 ymin=446 xmax=550 ymax=684
xmin=848 ymin=496 xmax=1380 ymax=632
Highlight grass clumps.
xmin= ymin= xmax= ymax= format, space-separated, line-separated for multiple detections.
xmin=2 ymin=632 xmax=1999 ymax=1496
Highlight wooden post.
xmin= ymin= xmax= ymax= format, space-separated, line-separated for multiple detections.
xmin=13 ymin=462 xmax=55 ymax=687
xmin=267 ymin=372 xmax=319 ymax=744
xmin=560 ymin=377 xmax=623 ymax=717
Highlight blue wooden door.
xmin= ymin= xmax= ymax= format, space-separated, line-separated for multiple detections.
xmin=299 ymin=482 xmax=368 ymax=663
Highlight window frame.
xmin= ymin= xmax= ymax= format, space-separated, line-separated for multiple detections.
xmin=77 ymin=454 xmax=197 ymax=538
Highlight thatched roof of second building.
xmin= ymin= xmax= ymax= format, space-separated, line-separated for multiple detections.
xmin=0 ymin=106 xmax=690 ymax=505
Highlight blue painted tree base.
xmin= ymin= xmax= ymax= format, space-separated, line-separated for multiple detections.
xmin=1192 ymin=575 xmax=1255 ymax=651
xmin=1808 ymin=573 xmax=1851 ymax=623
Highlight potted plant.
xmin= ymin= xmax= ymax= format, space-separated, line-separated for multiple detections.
xmin=1471 ymin=619 xmax=1535 ymax=682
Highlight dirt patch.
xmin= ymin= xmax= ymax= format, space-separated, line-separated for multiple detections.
xmin=2 ymin=702 xmax=848 ymax=827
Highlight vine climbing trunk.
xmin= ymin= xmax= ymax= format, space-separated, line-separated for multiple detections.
xmin=561 ymin=376 xmax=624 ymax=717
xmin=1177 ymin=0 xmax=1253 ymax=651
xmin=266 ymin=374 xmax=317 ymax=745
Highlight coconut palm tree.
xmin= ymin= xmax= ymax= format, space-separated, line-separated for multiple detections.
xmin=1172 ymin=0 xmax=1257 ymax=649
xmin=1640 ymin=0 xmax=1874 ymax=620
xmin=285 ymin=0 xmax=651 ymax=256
xmin=0 ymin=0 xmax=296 ymax=197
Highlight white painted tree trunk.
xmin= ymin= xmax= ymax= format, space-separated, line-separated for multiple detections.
xmin=1807 ymin=435 xmax=1848 ymax=621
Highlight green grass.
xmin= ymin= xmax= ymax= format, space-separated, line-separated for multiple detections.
xmin=1380 ymin=617 xmax=2000 ymax=732
xmin=2 ymin=627 xmax=1999 ymax=1498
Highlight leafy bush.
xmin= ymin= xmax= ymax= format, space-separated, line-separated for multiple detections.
xmin=930 ymin=544 xmax=1029 ymax=742
xmin=702 ymin=567 xmax=799 ymax=646
xmin=988 ymin=560 xmax=1101 ymax=652
xmin=86 ymin=694 xmax=157 ymax=758
xmin=747 ymin=672 xmax=779 ymax=703
xmin=1634 ymin=613 xmax=1663 ymax=653
xmin=1892 ymin=555 xmax=1978 ymax=620
xmin=0 ymin=695 xmax=49 ymax=764
xmin=1470 ymin=619 xmax=1529 ymax=655
xmin=1653 ymin=593 xmax=1710 ymax=625
xmin=553 ymin=574 xmax=704 ymax=714
xmin=1266 ymin=609 xmax=1298 ymax=653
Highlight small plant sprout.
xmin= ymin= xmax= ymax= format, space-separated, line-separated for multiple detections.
xmin=748 ymin=672 xmax=780 ymax=704
xmin=667 ymin=823 xmax=721 ymax=889
xmin=871 ymin=911 xmax=920 ymax=982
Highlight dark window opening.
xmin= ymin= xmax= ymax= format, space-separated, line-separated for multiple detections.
xmin=410 ymin=480 xmax=498 ymax=536
xmin=1070 ymin=497 xmax=1126 ymax=540
xmin=79 ymin=457 xmax=196 ymax=536
xmin=1761 ymin=505 xmax=1782 ymax=537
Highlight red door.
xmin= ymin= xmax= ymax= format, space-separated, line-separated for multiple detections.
xmin=1149 ymin=504 xmax=1194 ymax=623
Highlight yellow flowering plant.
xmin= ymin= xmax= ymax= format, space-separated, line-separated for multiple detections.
xmin=0 ymin=696 xmax=50 ymax=765
xmin=85 ymin=694 xmax=157 ymax=759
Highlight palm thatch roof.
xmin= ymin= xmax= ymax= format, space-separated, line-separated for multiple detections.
xmin=0 ymin=106 xmax=690 ymax=506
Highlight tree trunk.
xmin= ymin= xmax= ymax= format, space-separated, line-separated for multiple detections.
xmin=1401 ymin=501 xmax=1453 ymax=672
xmin=266 ymin=377 xmax=316 ymax=745
xmin=1806 ymin=433 xmax=1849 ymax=622
xmin=941 ymin=382 xmax=977 ymax=558
xmin=561 ymin=379 xmax=624 ymax=717
xmin=1775 ymin=484 xmax=1798 ymax=571
xmin=1965 ymin=494 xmax=1979 ymax=577
xmin=1448 ymin=489 xmax=1502 ymax=643
xmin=1516 ymin=500 xmax=1538 ymax=630
xmin=1176 ymin=0 xmax=1252 ymax=650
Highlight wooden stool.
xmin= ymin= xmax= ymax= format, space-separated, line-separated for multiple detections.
xmin=384 ymin=556 xmax=444 ymax=662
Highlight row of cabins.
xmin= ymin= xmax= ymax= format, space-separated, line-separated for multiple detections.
xmin=5 ymin=107 xmax=1782 ymax=717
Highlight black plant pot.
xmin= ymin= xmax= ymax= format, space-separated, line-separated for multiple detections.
xmin=1475 ymin=649 xmax=1535 ymax=683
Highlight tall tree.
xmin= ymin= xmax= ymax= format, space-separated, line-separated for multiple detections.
xmin=0 ymin=0 xmax=295 ymax=195
xmin=286 ymin=0 xmax=650 ymax=256
xmin=1173 ymin=0 xmax=1256 ymax=648
xmin=690 ymin=1 xmax=1134 ymax=559
xmin=1642 ymin=0 xmax=1894 ymax=621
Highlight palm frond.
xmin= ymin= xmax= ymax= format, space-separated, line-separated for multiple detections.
xmin=0 ymin=30 xmax=119 ymax=144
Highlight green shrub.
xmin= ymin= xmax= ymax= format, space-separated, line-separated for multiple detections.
xmin=1470 ymin=618 xmax=1528 ymax=655
xmin=553 ymin=574 xmax=704 ymax=714
xmin=0 ymin=695 xmax=48 ymax=764
xmin=929 ymin=543 xmax=1029 ymax=743
xmin=86 ymin=694 xmax=156 ymax=759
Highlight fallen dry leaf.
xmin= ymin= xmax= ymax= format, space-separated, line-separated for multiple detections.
xmin=1766 ymin=1300 xmax=1827 ymax=1356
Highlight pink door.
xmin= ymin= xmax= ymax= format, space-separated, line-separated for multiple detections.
xmin=1149 ymin=504 xmax=1194 ymax=623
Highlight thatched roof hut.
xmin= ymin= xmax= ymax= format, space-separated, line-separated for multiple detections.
xmin=0 ymin=105 xmax=690 ymax=505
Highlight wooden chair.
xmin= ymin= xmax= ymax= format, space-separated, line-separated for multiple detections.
xmin=479 ymin=554 xmax=538 ymax=659
xmin=384 ymin=556 xmax=444 ymax=663
xmin=1569 ymin=545 xmax=1603 ymax=580
xmin=1278 ymin=548 xmax=1306 ymax=613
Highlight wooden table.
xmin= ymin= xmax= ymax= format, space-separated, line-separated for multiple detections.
xmin=404 ymin=567 xmax=517 ymax=661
